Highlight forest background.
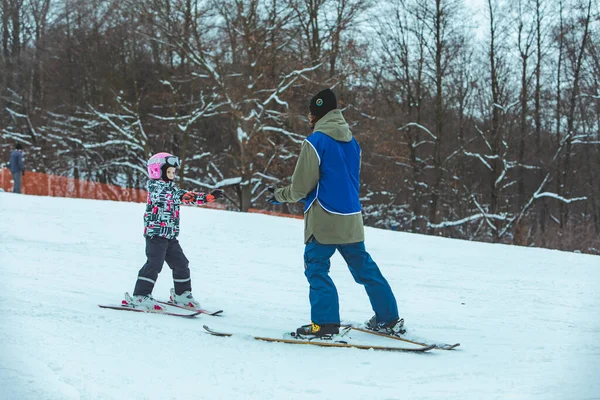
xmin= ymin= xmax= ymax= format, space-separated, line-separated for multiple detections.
xmin=1 ymin=0 xmax=599 ymax=254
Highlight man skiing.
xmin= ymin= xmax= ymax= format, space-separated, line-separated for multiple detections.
xmin=269 ymin=88 xmax=404 ymax=337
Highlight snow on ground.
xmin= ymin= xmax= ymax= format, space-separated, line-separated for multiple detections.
xmin=1 ymin=192 xmax=599 ymax=400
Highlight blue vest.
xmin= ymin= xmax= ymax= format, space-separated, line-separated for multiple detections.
xmin=304 ymin=131 xmax=362 ymax=215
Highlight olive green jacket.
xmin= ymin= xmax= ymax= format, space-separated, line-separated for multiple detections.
xmin=274 ymin=109 xmax=365 ymax=244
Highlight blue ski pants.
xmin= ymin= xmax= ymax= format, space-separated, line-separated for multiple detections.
xmin=11 ymin=171 xmax=21 ymax=193
xmin=303 ymin=239 xmax=399 ymax=325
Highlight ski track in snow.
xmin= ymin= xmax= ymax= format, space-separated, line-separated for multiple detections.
xmin=1 ymin=193 xmax=599 ymax=400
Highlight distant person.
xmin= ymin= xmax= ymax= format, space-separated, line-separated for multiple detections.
xmin=9 ymin=143 xmax=25 ymax=193
xmin=268 ymin=88 xmax=403 ymax=338
xmin=125 ymin=152 xmax=224 ymax=311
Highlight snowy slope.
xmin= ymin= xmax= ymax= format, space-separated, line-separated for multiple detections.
xmin=1 ymin=192 xmax=599 ymax=400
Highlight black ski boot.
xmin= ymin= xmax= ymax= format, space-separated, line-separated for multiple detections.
xmin=365 ymin=316 xmax=405 ymax=335
xmin=295 ymin=322 xmax=339 ymax=337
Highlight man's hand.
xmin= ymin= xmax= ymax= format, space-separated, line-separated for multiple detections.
xmin=267 ymin=187 xmax=281 ymax=205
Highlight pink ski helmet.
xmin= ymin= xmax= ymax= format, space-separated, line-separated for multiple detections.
xmin=147 ymin=152 xmax=181 ymax=179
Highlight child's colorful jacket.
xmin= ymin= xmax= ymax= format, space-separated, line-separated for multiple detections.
xmin=143 ymin=180 xmax=210 ymax=239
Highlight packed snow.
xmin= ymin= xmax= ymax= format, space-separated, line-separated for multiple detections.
xmin=1 ymin=192 xmax=599 ymax=400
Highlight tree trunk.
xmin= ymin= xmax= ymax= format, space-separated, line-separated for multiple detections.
xmin=487 ymin=0 xmax=501 ymax=241
xmin=428 ymin=0 xmax=444 ymax=235
xmin=560 ymin=0 xmax=591 ymax=227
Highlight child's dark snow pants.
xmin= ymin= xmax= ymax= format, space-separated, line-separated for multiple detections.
xmin=133 ymin=236 xmax=192 ymax=296
xmin=303 ymin=238 xmax=399 ymax=326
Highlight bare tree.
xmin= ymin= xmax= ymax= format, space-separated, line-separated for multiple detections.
xmin=286 ymin=0 xmax=370 ymax=78
xmin=413 ymin=0 xmax=466 ymax=233
xmin=558 ymin=0 xmax=592 ymax=227
xmin=513 ymin=0 xmax=536 ymax=243
xmin=373 ymin=0 xmax=428 ymax=232
xmin=28 ymin=0 xmax=51 ymax=107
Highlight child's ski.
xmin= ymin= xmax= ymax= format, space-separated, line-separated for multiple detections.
xmin=202 ymin=325 xmax=436 ymax=352
xmin=98 ymin=304 xmax=203 ymax=318
xmin=341 ymin=324 xmax=460 ymax=350
xmin=155 ymin=300 xmax=223 ymax=316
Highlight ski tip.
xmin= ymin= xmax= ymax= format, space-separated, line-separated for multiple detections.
xmin=202 ymin=325 xmax=233 ymax=337
xmin=189 ymin=311 xmax=204 ymax=317
xmin=436 ymin=343 xmax=461 ymax=350
xmin=203 ymin=325 xmax=218 ymax=333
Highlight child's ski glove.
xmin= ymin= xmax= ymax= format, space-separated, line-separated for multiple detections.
xmin=181 ymin=191 xmax=198 ymax=204
xmin=182 ymin=189 xmax=223 ymax=205
xmin=209 ymin=189 xmax=224 ymax=200
xmin=205 ymin=189 xmax=224 ymax=203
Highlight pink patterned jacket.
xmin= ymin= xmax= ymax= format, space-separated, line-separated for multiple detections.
xmin=143 ymin=180 xmax=208 ymax=239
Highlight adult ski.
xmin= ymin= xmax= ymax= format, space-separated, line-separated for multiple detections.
xmin=202 ymin=325 xmax=435 ymax=353
xmin=341 ymin=325 xmax=460 ymax=350
xmin=155 ymin=300 xmax=223 ymax=316
xmin=98 ymin=304 xmax=203 ymax=318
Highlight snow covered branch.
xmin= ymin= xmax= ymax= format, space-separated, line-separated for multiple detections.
xmin=428 ymin=212 xmax=507 ymax=229
xmin=463 ymin=151 xmax=492 ymax=170
xmin=534 ymin=192 xmax=587 ymax=203
xmin=398 ymin=122 xmax=438 ymax=140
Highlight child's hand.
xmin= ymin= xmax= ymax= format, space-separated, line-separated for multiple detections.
xmin=209 ymin=189 xmax=224 ymax=200
xmin=182 ymin=190 xmax=221 ymax=204
xmin=181 ymin=191 xmax=197 ymax=204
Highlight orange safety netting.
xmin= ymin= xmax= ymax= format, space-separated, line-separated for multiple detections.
xmin=0 ymin=168 xmax=147 ymax=202
xmin=0 ymin=168 xmax=238 ymax=212
xmin=1 ymin=169 xmax=307 ymax=216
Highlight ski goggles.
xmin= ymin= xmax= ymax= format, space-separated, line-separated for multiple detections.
xmin=164 ymin=156 xmax=181 ymax=168
xmin=149 ymin=155 xmax=181 ymax=168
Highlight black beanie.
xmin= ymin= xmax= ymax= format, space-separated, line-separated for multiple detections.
xmin=15 ymin=143 xmax=22 ymax=150
xmin=309 ymin=88 xmax=337 ymax=118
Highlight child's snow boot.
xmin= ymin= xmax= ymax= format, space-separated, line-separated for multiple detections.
xmin=170 ymin=288 xmax=201 ymax=309
xmin=126 ymin=293 xmax=165 ymax=311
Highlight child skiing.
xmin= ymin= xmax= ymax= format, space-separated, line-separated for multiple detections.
xmin=127 ymin=152 xmax=223 ymax=311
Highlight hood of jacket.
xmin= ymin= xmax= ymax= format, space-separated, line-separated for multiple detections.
xmin=313 ymin=109 xmax=352 ymax=142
